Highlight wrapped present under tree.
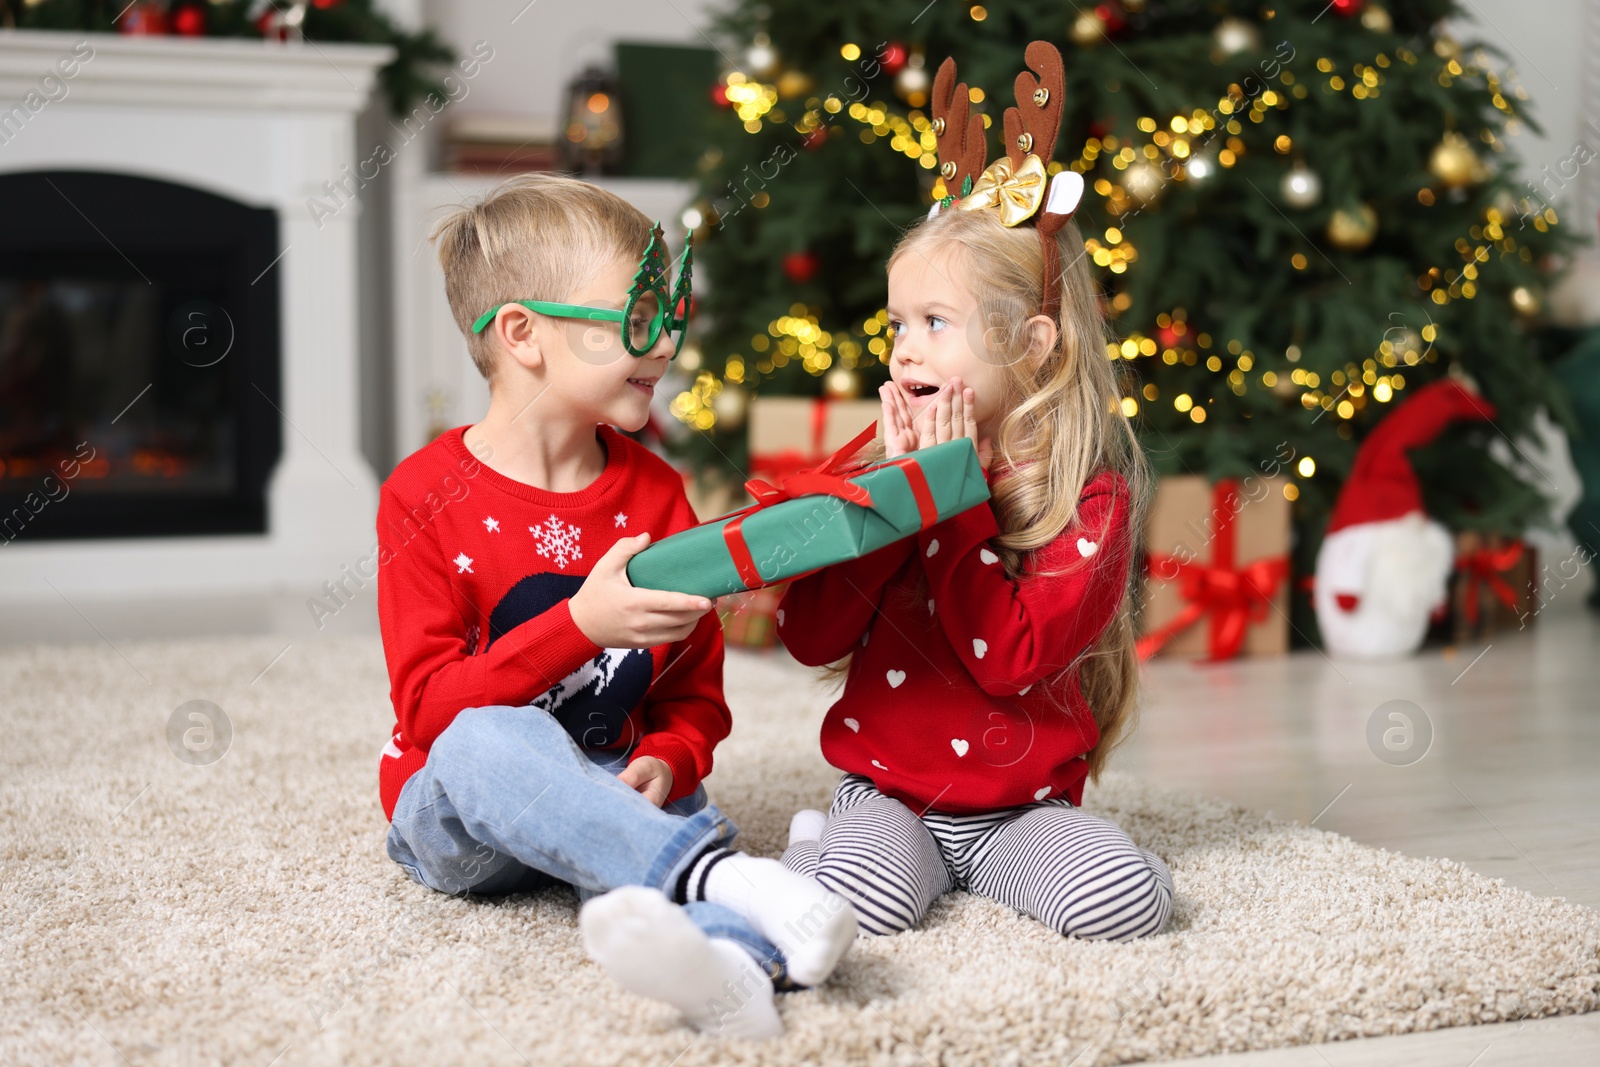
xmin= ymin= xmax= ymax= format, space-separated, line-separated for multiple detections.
xmin=1452 ymin=531 xmax=1538 ymax=640
xmin=1138 ymin=475 xmax=1292 ymax=661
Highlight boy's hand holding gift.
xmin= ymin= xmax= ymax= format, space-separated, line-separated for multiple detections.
xmin=569 ymin=532 xmax=716 ymax=648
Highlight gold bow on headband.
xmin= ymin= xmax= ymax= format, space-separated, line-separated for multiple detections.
xmin=953 ymin=153 xmax=1048 ymax=227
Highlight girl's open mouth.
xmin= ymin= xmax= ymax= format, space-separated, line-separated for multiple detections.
xmin=626 ymin=377 xmax=657 ymax=395
xmin=903 ymin=381 xmax=940 ymax=399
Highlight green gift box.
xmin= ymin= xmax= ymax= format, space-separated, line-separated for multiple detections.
xmin=627 ymin=431 xmax=991 ymax=598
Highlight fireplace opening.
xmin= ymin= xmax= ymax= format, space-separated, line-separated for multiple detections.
xmin=0 ymin=171 xmax=281 ymax=543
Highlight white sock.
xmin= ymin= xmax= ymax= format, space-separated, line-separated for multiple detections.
xmin=683 ymin=849 xmax=857 ymax=987
xmin=579 ymin=886 xmax=782 ymax=1040
xmin=789 ymin=809 xmax=827 ymax=845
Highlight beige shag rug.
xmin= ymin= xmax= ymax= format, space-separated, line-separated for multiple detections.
xmin=3 ymin=633 xmax=1597 ymax=1066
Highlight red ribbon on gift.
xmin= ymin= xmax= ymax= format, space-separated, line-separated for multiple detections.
xmin=721 ymin=421 xmax=940 ymax=590
xmin=1136 ymin=478 xmax=1290 ymax=662
xmin=1455 ymin=539 xmax=1524 ymax=626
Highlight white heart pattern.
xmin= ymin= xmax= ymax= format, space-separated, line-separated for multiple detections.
xmin=1077 ymin=537 xmax=1098 ymax=557
xmin=927 ymin=599 xmax=935 ymax=614
xmin=1034 ymin=786 xmax=1051 ymax=801
xmin=843 ymin=717 xmax=860 ymax=732
xmin=1019 ymin=684 xmax=1033 ymax=696
xmin=872 ymin=759 xmax=887 ymax=769
xmin=979 ymin=548 xmax=999 ymax=565
xmin=951 ymin=739 xmax=969 ymax=757
xmin=776 ymin=608 xmax=785 ymax=626
xmin=926 ymin=539 xmax=940 ymax=557
xmin=973 ymin=638 xmax=988 ymax=659
xmin=886 ymin=669 xmax=906 ymax=688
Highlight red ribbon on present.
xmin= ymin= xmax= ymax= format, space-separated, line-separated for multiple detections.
xmin=1136 ymin=478 xmax=1289 ymax=662
xmin=723 ymin=421 xmax=879 ymax=590
xmin=720 ymin=421 xmax=941 ymax=590
xmin=1455 ymin=539 xmax=1524 ymax=626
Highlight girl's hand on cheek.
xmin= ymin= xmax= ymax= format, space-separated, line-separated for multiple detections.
xmin=880 ymin=382 xmax=918 ymax=459
xmin=915 ymin=379 xmax=991 ymax=469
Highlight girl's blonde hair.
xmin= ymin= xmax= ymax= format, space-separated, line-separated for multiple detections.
xmin=430 ymin=173 xmax=654 ymax=381
xmin=828 ymin=206 xmax=1150 ymax=781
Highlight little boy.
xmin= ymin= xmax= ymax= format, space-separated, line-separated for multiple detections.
xmin=376 ymin=174 xmax=855 ymax=1039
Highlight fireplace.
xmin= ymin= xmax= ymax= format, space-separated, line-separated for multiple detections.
xmin=0 ymin=170 xmax=282 ymax=541
xmin=0 ymin=31 xmax=389 ymax=602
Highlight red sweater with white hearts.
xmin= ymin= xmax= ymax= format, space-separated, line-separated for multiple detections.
xmin=374 ymin=424 xmax=730 ymax=821
xmin=778 ymin=466 xmax=1131 ymax=814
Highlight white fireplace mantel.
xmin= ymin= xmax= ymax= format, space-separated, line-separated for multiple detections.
xmin=0 ymin=30 xmax=392 ymax=604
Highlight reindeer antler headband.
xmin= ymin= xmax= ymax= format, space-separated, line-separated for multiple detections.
xmin=927 ymin=40 xmax=1085 ymax=323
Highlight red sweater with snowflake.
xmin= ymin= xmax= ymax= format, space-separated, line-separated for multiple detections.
xmin=374 ymin=423 xmax=730 ymax=821
xmin=777 ymin=466 xmax=1130 ymax=815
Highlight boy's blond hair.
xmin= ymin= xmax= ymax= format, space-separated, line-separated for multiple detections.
xmin=430 ymin=174 xmax=654 ymax=381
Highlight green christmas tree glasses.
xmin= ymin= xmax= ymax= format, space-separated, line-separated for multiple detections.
xmin=470 ymin=221 xmax=693 ymax=358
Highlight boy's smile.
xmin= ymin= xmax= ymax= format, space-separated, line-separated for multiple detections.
xmin=543 ymin=249 xmax=675 ymax=430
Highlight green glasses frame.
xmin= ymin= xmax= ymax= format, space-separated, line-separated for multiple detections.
xmin=469 ymin=221 xmax=693 ymax=358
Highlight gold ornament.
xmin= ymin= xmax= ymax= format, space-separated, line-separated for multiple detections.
xmin=1121 ymin=160 xmax=1166 ymax=206
xmin=1212 ymin=17 xmax=1262 ymax=57
xmin=712 ymin=382 xmax=749 ymax=429
xmin=775 ymin=69 xmax=815 ymax=99
xmin=955 ymin=154 xmax=1049 ymax=226
xmin=677 ymin=343 xmax=703 ymax=372
xmin=1070 ymin=10 xmax=1105 ymax=46
xmin=823 ymin=366 xmax=862 ymax=399
xmin=1360 ymin=6 xmax=1393 ymax=33
xmin=1433 ymin=35 xmax=1462 ymax=61
xmin=1510 ymin=285 xmax=1542 ymax=316
xmin=1326 ymin=203 xmax=1378 ymax=250
xmin=1429 ymin=132 xmax=1483 ymax=188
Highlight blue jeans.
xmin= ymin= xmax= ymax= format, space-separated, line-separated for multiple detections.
xmin=386 ymin=704 xmax=787 ymax=983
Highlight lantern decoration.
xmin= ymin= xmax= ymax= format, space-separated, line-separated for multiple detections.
xmin=561 ymin=65 xmax=626 ymax=176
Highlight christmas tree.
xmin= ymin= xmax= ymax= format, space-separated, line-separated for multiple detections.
xmin=671 ymin=0 xmax=1575 ymax=639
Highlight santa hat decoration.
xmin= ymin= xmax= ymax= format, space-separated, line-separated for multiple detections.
xmin=1315 ymin=378 xmax=1499 ymax=659
xmin=1325 ymin=379 xmax=1497 ymax=535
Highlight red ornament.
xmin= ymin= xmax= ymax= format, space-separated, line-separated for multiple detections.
xmin=711 ymin=84 xmax=731 ymax=107
xmin=1330 ymin=0 xmax=1364 ymax=15
xmin=118 ymin=2 xmax=169 ymax=35
xmin=312 ymin=0 xmax=344 ymax=7
xmin=881 ymin=42 xmax=908 ymax=75
xmin=1094 ymin=3 xmax=1127 ymax=34
xmin=1157 ymin=324 xmax=1180 ymax=350
xmin=1088 ymin=120 xmax=1111 ymax=140
xmin=802 ymin=128 xmax=827 ymax=152
xmin=782 ymin=251 xmax=819 ymax=284
xmin=171 ymin=5 xmax=206 ymax=37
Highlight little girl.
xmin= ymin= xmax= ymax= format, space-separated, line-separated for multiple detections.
xmin=776 ymin=63 xmax=1173 ymax=938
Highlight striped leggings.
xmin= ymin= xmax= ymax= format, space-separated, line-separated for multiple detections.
xmin=781 ymin=774 xmax=1173 ymax=941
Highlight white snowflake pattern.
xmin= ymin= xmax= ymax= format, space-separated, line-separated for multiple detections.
xmin=614 ymin=512 xmax=628 ymax=528
xmin=483 ymin=516 xmax=500 ymax=533
xmin=453 ymin=552 xmax=474 ymax=574
xmin=529 ymin=514 xmax=584 ymax=569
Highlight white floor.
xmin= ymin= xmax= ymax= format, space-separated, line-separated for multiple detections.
xmin=4 ymin=589 xmax=1597 ymax=1065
